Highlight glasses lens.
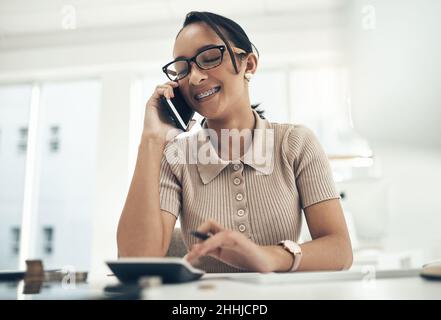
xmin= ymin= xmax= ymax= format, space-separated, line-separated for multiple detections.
xmin=196 ymin=48 xmax=222 ymax=70
xmin=166 ymin=60 xmax=188 ymax=80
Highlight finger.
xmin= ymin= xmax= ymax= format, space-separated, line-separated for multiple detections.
xmin=156 ymin=84 xmax=171 ymax=91
xmin=154 ymin=86 xmax=170 ymax=99
xmin=196 ymin=219 xmax=225 ymax=235
xmin=204 ymin=247 xmax=222 ymax=258
xmin=184 ymin=251 xmax=202 ymax=266
xmin=163 ymin=89 xmax=171 ymax=100
xmin=164 ymin=85 xmax=176 ymax=99
xmin=161 ymin=82 xmax=178 ymax=95
xmin=156 ymin=84 xmax=174 ymax=92
xmin=166 ymin=81 xmax=179 ymax=88
xmin=195 ymin=231 xmax=238 ymax=256
xmin=186 ymin=232 xmax=236 ymax=263
xmin=158 ymin=87 xmax=176 ymax=100
xmin=156 ymin=81 xmax=179 ymax=98
xmin=168 ymin=86 xmax=174 ymax=98
xmin=186 ymin=243 xmax=204 ymax=262
xmin=187 ymin=236 xmax=231 ymax=263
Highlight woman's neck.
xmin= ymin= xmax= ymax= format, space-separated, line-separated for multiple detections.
xmin=206 ymin=106 xmax=256 ymax=161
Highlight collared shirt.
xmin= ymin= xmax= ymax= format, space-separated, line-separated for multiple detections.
xmin=159 ymin=110 xmax=339 ymax=272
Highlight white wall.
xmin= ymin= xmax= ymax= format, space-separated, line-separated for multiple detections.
xmin=348 ymin=0 xmax=441 ymax=262
xmin=349 ymin=0 xmax=441 ymax=148
xmin=376 ymin=144 xmax=441 ymax=261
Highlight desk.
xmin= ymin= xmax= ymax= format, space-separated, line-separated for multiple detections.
xmin=143 ymin=272 xmax=441 ymax=300
xmin=0 ymin=270 xmax=440 ymax=300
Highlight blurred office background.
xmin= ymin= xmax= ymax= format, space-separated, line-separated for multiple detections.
xmin=0 ymin=0 xmax=440 ymax=278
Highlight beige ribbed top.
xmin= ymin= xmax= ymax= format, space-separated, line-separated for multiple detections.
xmin=159 ymin=110 xmax=339 ymax=272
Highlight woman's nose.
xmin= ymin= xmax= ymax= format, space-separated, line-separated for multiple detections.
xmin=188 ymin=62 xmax=208 ymax=85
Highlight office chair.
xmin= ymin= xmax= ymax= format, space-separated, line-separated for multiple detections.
xmin=166 ymin=228 xmax=188 ymax=258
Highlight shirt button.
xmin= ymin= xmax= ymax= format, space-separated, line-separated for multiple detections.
xmin=236 ymin=193 xmax=244 ymax=201
xmin=233 ymin=164 xmax=241 ymax=171
xmin=238 ymin=224 xmax=246 ymax=232
xmin=237 ymin=209 xmax=245 ymax=216
xmin=233 ymin=178 xmax=241 ymax=185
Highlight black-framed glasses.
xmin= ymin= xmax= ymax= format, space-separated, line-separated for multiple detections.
xmin=162 ymin=45 xmax=246 ymax=81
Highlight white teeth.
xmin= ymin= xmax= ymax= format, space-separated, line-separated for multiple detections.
xmin=196 ymin=87 xmax=219 ymax=100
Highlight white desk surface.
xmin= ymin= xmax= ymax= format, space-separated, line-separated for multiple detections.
xmin=141 ymin=270 xmax=441 ymax=300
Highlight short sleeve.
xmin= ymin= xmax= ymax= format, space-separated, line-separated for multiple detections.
xmin=159 ymin=146 xmax=182 ymax=219
xmin=284 ymin=125 xmax=340 ymax=209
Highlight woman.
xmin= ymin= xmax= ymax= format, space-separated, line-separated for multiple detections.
xmin=117 ymin=11 xmax=353 ymax=273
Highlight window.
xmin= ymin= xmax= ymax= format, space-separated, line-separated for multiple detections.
xmin=35 ymin=80 xmax=100 ymax=270
xmin=11 ymin=227 xmax=20 ymax=255
xmin=49 ymin=125 xmax=60 ymax=153
xmin=0 ymin=80 xmax=100 ymax=271
xmin=18 ymin=126 xmax=28 ymax=154
xmin=42 ymin=226 xmax=54 ymax=255
xmin=0 ymin=84 xmax=32 ymax=270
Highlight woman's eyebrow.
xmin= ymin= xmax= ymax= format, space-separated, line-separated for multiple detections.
xmin=175 ymin=44 xmax=219 ymax=60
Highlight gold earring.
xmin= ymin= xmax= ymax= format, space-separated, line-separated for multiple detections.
xmin=244 ymin=72 xmax=253 ymax=81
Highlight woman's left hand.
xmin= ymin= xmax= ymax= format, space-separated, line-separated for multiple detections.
xmin=184 ymin=219 xmax=275 ymax=272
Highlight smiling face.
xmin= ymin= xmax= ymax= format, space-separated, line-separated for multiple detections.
xmin=173 ymin=22 xmax=256 ymax=121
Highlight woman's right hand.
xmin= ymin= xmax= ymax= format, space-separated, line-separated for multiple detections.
xmin=142 ymin=81 xmax=193 ymax=144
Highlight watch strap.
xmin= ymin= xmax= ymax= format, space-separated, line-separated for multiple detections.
xmin=278 ymin=240 xmax=302 ymax=272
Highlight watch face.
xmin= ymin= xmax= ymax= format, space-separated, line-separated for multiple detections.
xmin=285 ymin=241 xmax=295 ymax=252
xmin=284 ymin=240 xmax=301 ymax=255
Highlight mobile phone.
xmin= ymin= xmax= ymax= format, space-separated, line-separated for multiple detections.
xmin=160 ymin=87 xmax=195 ymax=131
xmin=190 ymin=231 xmax=213 ymax=241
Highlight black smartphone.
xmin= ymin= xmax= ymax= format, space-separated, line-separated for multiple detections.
xmin=160 ymin=87 xmax=195 ymax=131
xmin=190 ymin=231 xmax=213 ymax=241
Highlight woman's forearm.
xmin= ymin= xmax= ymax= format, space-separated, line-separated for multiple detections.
xmin=265 ymin=234 xmax=353 ymax=272
xmin=297 ymin=234 xmax=353 ymax=271
xmin=117 ymin=136 xmax=167 ymax=257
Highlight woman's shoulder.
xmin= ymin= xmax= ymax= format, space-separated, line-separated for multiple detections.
xmin=268 ymin=120 xmax=316 ymax=142
xmin=267 ymin=120 xmax=322 ymax=164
